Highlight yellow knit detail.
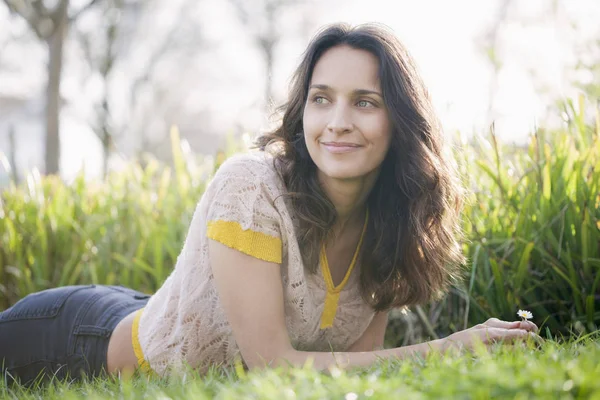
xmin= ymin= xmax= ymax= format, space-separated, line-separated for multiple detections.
xmin=131 ymin=308 xmax=153 ymax=374
xmin=207 ymin=220 xmax=282 ymax=263
xmin=320 ymin=210 xmax=369 ymax=329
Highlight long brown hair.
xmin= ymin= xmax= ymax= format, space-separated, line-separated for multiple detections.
xmin=256 ymin=23 xmax=466 ymax=312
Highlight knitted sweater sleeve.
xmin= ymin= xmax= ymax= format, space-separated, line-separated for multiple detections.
xmin=205 ymin=153 xmax=283 ymax=264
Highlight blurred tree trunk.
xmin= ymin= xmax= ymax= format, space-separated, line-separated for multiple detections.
xmin=8 ymin=124 xmax=18 ymax=184
xmin=98 ymin=0 xmax=120 ymax=178
xmin=97 ymin=0 xmax=119 ymax=178
xmin=45 ymin=0 xmax=69 ymax=175
xmin=74 ymin=0 xmax=134 ymax=178
xmin=2 ymin=0 xmax=100 ymax=176
xmin=229 ymin=0 xmax=306 ymax=114
xmin=125 ymin=0 xmax=205 ymax=158
xmin=260 ymin=1 xmax=276 ymax=110
xmin=261 ymin=36 xmax=274 ymax=111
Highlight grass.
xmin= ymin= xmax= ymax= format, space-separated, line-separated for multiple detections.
xmin=410 ymin=98 xmax=600 ymax=342
xmin=2 ymin=335 xmax=599 ymax=399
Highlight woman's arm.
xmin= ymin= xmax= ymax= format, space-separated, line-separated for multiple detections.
xmin=209 ymin=240 xmax=537 ymax=371
xmin=346 ymin=311 xmax=388 ymax=352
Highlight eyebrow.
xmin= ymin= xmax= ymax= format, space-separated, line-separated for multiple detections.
xmin=309 ymin=84 xmax=382 ymax=97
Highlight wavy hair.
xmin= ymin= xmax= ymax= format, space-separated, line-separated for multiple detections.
xmin=256 ymin=23 xmax=466 ymax=311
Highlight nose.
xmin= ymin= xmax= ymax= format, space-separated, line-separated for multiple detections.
xmin=326 ymin=103 xmax=353 ymax=134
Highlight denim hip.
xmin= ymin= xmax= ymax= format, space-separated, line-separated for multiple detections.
xmin=0 ymin=284 xmax=150 ymax=385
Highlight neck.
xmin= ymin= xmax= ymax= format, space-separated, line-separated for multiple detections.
xmin=318 ymin=169 xmax=378 ymax=236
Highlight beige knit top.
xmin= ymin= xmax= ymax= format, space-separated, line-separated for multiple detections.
xmin=132 ymin=151 xmax=376 ymax=376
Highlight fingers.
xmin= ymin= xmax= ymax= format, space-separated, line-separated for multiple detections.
xmin=479 ymin=327 xmax=527 ymax=342
xmin=484 ymin=327 xmax=543 ymax=345
xmin=501 ymin=328 xmax=533 ymax=340
xmin=448 ymin=325 xmax=543 ymax=352
xmin=470 ymin=327 xmax=538 ymax=343
xmin=517 ymin=320 xmax=539 ymax=333
xmin=482 ymin=318 xmax=539 ymax=333
xmin=482 ymin=318 xmax=520 ymax=330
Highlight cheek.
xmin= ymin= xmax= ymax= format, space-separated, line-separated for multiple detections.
xmin=302 ymin=108 xmax=324 ymax=140
xmin=302 ymin=105 xmax=309 ymax=131
xmin=302 ymin=107 xmax=314 ymax=136
xmin=364 ymin=117 xmax=392 ymax=147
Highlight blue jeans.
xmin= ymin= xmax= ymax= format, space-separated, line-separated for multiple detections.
xmin=0 ymin=285 xmax=149 ymax=386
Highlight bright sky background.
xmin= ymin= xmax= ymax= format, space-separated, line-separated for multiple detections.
xmin=1 ymin=0 xmax=599 ymax=180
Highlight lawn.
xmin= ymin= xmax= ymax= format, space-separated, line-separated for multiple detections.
xmin=2 ymin=335 xmax=599 ymax=399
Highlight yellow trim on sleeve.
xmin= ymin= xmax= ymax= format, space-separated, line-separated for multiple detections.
xmin=320 ymin=210 xmax=369 ymax=329
xmin=131 ymin=308 xmax=153 ymax=374
xmin=207 ymin=220 xmax=282 ymax=264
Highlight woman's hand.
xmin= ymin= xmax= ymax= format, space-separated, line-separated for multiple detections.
xmin=442 ymin=318 xmax=540 ymax=352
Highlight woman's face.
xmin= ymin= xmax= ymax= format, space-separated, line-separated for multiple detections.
xmin=303 ymin=45 xmax=392 ymax=182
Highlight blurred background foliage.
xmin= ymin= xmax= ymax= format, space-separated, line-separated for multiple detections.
xmin=1 ymin=101 xmax=598 ymax=346
xmin=1 ymin=0 xmax=599 ymax=346
xmin=1 ymin=0 xmax=599 ymax=184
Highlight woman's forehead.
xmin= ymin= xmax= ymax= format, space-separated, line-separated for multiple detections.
xmin=310 ymin=45 xmax=381 ymax=92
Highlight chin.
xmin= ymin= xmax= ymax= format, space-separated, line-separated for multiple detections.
xmin=319 ymin=163 xmax=372 ymax=181
xmin=323 ymin=171 xmax=359 ymax=180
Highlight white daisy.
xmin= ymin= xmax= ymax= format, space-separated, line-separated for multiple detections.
xmin=517 ymin=309 xmax=533 ymax=320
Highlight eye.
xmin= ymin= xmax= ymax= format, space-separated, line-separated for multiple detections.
xmin=312 ymin=96 xmax=329 ymax=105
xmin=357 ymin=99 xmax=375 ymax=108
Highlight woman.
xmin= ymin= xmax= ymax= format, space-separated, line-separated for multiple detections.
xmin=0 ymin=23 xmax=538 ymax=385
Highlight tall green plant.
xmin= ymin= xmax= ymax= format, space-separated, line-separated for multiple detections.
xmin=386 ymin=99 xmax=599 ymax=347
xmin=0 ymin=128 xmax=210 ymax=308
xmin=454 ymin=101 xmax=599 ymax=335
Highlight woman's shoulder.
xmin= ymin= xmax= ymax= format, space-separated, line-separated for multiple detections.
xmin=214 ymin=151 xmax=282 ymax=189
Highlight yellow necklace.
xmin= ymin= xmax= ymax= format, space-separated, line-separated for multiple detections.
xmin=319 ymin=209 xmax=369 ymax=329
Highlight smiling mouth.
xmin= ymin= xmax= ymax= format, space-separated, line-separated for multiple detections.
xmin=321 ymin=142 xmax=362 ymax=153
